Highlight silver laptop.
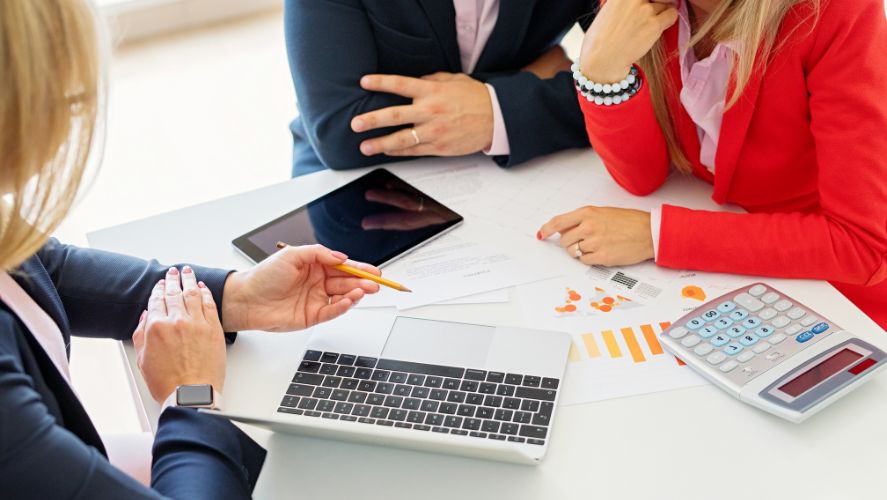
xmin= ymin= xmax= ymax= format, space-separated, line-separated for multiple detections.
xmin=213 ymin=314 xmax=571 ymax=465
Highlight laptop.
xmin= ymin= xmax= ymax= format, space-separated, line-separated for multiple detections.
xmin=212 ymin=312 xmax=571 ymax=465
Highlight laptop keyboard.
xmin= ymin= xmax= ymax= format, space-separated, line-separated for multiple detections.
xmin=278 ymin=350 xmax=559 ymax=446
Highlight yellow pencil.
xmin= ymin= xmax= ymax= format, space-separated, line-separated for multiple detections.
xmin=276 ymin=241 xmax=412 ymax=292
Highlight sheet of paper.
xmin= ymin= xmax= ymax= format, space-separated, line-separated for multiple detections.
xmin=356 ymin=220 xmax=553 ymax=310
xmin=437 ymin=288 xmax=510 ymax=305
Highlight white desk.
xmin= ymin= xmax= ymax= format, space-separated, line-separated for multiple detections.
xmin=88 ymin=150 xmax=887 ymax=499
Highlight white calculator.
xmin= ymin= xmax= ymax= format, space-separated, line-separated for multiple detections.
xmin=660 ymin=283 xmax=887 ymax=422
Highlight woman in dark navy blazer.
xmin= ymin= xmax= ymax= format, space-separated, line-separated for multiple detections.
xmin=0 ymin=2 xmax=379 ymax=498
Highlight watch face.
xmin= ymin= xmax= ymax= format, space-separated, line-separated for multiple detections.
xmin=177 ymin=384 xmax=213 ymax=406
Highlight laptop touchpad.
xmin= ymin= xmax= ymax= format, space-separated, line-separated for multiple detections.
xmin=381 ymin=317 xmax=494 ymax=368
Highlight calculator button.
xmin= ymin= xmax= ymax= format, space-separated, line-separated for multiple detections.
xmin=694 ymin=343 xmax=714 ymax=356
xmin=717 ymin=301 xmax=737 ymax=313
xmin=800 ymin=315 xmax=818 ymax=327
xmin=737 ymin=351 xmax=755 ymax=363
xmin=742 ymin=317 xmax=762 ymax=329
xmin=714 ymin=317 xmax=734 ymax=329
xmin=739 ymin=334 xmax=759 ymax=346
xmin=710 ymin=334 xmax=730 ymax=347
xmin=668 ymin=326 xmax=689 ymax=339
xmin=686 ymin=317 xmax=705 ymax=330
xmin=707 ymin=352 xmax=727 ymax=365
xmin=812 ymin=322 xmax=830 ymax=334
xmin=769 ymin=333 xmax=787 ymax=345
xmin=727 ymin=326 xmax=746 ymax=338
xmin=719 ymin=360 xmax=739 ymax=373
xmin=787 ymin=307 xmax=805 ymax=320
xmin=729 ymin=309 xmax=749 ymax=321
xmin=724 ymin=343 xmax=744 ymax=356
xmin=733 ymin=293 xmax=764 ymax=312
xmin=681 ymin=335 xmax=701 ymax=348
xmin=748 ymin=284 xmax=767 ymax=297
xmin=796 ymin=331 xmax=814 ymax=343
xmin=774 ymin=299 xmax=792 ymax=312
xmin=771 ymin=316 xmax=790 ymax=328
xmin=698 ymin=325 xmax=719 ymax=339
xmin=753 ymin=343 xmax=771 ymax=354
xmin=759 ymin=308 xmax=777 ymax=320
xmin=761 ymin=292 xmax=780 ymax=304
xmin=755 ymin=325 xmax=775 ymax=338
xmin=700 ymin=309 xmax=720 ymax=321
xmin=784 ymin=323 xmax=802 ymax=335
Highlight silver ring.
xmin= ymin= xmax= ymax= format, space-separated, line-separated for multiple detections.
xmin=410 ymin=128 xmax=421 ymax=145
xmin=574 ymin=241 xmax=584 ymax=258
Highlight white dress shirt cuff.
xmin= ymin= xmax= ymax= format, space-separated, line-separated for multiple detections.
xmin=650 ymin=205 xmax=663 ymax=262
xmin=482 ymin=84 xmax=511 ymax=156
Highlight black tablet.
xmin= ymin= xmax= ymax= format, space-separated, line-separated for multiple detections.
xmin=232 ymin=169 xmax=463 ymax=266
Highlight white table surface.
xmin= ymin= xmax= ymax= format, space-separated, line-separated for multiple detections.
xmin=88 ymin=149 xmax=887 ymax=500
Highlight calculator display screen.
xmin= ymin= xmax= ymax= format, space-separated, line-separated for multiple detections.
xmin=779 ymin=349 xmax=863 ymax=397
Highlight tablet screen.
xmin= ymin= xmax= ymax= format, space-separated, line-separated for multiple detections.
xmin=232 ymin=169 xmax=463 ymax=266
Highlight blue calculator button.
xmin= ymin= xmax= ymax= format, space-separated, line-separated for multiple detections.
xmin=742 ymin=317 xmax=762 ymax=329
xmin=686 ymin=317 xmax=705 ymax=330
xmin=739 ymin=334 xmax=759 ymax=346
xmin=796 ymin=331 xmax=815 ymax=343
xmin=755 ymin=325 xmax=775 ymax=338
xmin=727 ymin=326 xmax=746 ymax=338
xmin=812 ymin=322 xmax=830 ymax=334
xmin=717 ymin=301 xmax=737 ymax=313
xmin=699 ymin=325 xmax=719 ymax=339
xmin=724 ymin=343 xmax=744 ymax=355
xmin=714 ymin=317 xmax=734 ymax=329
xmin=729 ymin=309 xmax=749 ymax=321
xmin=711 ymin=334 xmax=730 ymax=347
xmin=701 ymin=309 xmax=721 ymax=321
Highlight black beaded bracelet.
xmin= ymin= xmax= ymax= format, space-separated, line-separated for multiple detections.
xmin=572 ymin=63 xmax=642 ymax=106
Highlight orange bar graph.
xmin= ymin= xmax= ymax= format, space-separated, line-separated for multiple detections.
xmin=620 ymin=327 xmax=646 ymax=363
xmin=640 ymin=324 xmax=664 ymax=355
xmin=568 ymin=342 xmax=581 ymax=362
xmin=659 ymin=321 xmax=672 ymax=331
xmin=601 ymin=330 xmax=622 ymax=358
xmin=582 ymin=333 xmax=602 ymax=358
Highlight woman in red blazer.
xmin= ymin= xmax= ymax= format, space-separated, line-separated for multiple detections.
xmin=538 ymin=0 xmax=887 ymax=329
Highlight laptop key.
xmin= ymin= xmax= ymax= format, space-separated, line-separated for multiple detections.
xmin=303 ymin=350 xmax=322 ymax=362
xmin=476 ymin=407 xmax=495 ymax=419
xmin=486 ymin=372 xmax=505 ymax=383
xmin=352 ymin=404 xmax=371 ymax=417
xmin=469 ymin=432 xmax=488 ymax=438
xmin=460 ymin=380 xmax=479 ymax=392
xmin=465 ymin=369 xmax=486 ymax=381
xmin=421 ymin=400 xmax=439 ymax=412
xmin=466 ymin=394 xmax=484 ymax=405
xmin=496 ymin=385 xmax=515 ymax=397
xmin=357 ymin=380 xmax=376 ymax=392
xmin=322 ymin=412 xmax=339 ymax=420
xmin=371 ymin=370 xmax=390 ymax=381
xmin=341 ymin=378 xmax=359 ymax=390
xmin=444 ymin=416 xmax=463 ymax=428
xmin=377 ymin=359 xmax=464 ymax=379
xmin=367 ymin=394 xmax=385 ymax=406
xmin=389 ymin=410 xmax=408 ymax=421
xmin=521 ymin=400 xmax=540 ymax=412
xmin=451 ymin=429 xmax=468 ymax=436
xmin=407 ymin=374 xmax=425 ymax=386
xmin=507 ymin=436 xmax=526 ymax=443
xmin=337 ymin=354 xmax=356 ymax=366
xmin=429 ymin=389 xmax=447 ymax=401
xmin=503 ymin=398 xmax=521 ymax=409
xmin=457 ymin=404 xmax=475 ymax=417
xmin=322 ymin=376 xmax=342 ymax=388
xmin=336 ymin=366 xmax=356 ymax=378
xmin=354 ymin=368 xmax=373 ymax=380
xmin=527 ymin=439 xmax=545 ymax=446
xmin=439 ymin=403 xmax=458 ymax=414
xmin=443 ymin=378 xmax=461 ymax=390
xmin=482 ymin=420 xmax=500 ymax=433
xmin=425 ymin=414 xmax=444 ymax=426
xmin=395 ymin=422 xmax=412 ymax=429
xmin=347 ymin=391 xmax=368 ymax=404
xmin=280 ymin=396 xmax=300 ymax=408
xmin=317 ymin=400 xmax=335 ymax=412
xmin=375 ymin=383 xmax=394 ymax=395
xmin=371 ymin=407 xmax=389 ymax=419
xmin=340 ymin=415 xmax=358 ymax=422
xmin=479 ymin=383 xmax=497 ymax=394
xmin=376 ymin=420 xmax=394 ymax=427
xmin=278 ymin=407 xmax=302 ymax=415
xmin=304 ymin=410 xmax=321 ymax=418
xmin=383 ymin=396 xmax=404 ymax=408
xmin=407 ymin=411 xmax=426 ymax=424
xmin=414 ymin=424 xmax=431 ymax=431
xmin=334 ymin=402 xmax=354 ymax=414
xmin=513 ymin=412 xmax=531 ymax=424
xmin=500 ymin=423 xmax=519 ymax=435
xmin=297 ymin=397 xmax=318 ymax=410
xmin=293 ymin=372 xmax=324 ymax=385
xmin=358 ymin=417 xmax=375 ymax=424
xmin=532 ymin=402 xmax=554 ymax=426
xmin=320 ymin=352 xmax=339 ymax=363
xmin=424 ymin=376 xmax=443 ymax=388
xmin=462 ymin=418 xmax=482 ymax=430
xmin=522 ymin=376 xmax=541 ymax=387
xmin=432 ymin=427 xmax=449 ymax=434
xmin=541 ymin=378 xmax=559 ymax=389
xmin=402 ymin=398 xmax=421 ymax=410
xmin=393 ymin=384 xmax=411 ymax=397
xmin=389 ymin=372 xmax=408 ymax=384
xmin=298 ymin=360 xmax=321 ymax=373
xmin=515 ymin=387 xmax=557 ymax=402
xmin=354 ymin=356 xmax=377 ymax=368
xmin=411 ymin=387 xmax=430 ymax=398
xmin=484 ymin=395 xmax=503 ymax=407
xmin=519 ymin=425 xmax=548 ymax=439
xmin=447 ymin=391 xmax=466 ymax=403
xmin=505 ymin=374 xmax=523 ymax=385
xmin=488 ymin=434 xmax=506 ymax=441
xmin=495 ymin=409 xmax=514 ymax=421
xmin=319 ymin=364 xmax=338 ymax=375
xmin=287 ymin=384 xmax=314 ymax=397
xmin=330 ymin=389 xmax=349 ymax=401
xmin=313 ymin=387 xmax=332 ymax=399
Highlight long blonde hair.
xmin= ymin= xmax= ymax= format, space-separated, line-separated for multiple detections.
xmin=0 ymin=0 xmax=101 ymax=271
xmin=638 ymin=0 xmax=820 ymax=173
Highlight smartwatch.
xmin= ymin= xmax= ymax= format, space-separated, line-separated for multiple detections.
xmin=175 ymin=384 xmax=218 ymax=409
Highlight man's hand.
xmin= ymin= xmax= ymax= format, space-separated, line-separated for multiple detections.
xmin=133 ymin=267 xmax=227 ymax=404
xmin=220 ymin=245 xmax=381 ymax=333
xmin=522 ymin=45 xmax=573 ymax=79
xmin=351 ymin=72 xmax=493 ymax=158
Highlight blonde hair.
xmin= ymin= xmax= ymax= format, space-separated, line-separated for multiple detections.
xmin=638 ymin=0 xmax=820 ymax=173
xmin=0 ymin=0 xmax=101 ymax=271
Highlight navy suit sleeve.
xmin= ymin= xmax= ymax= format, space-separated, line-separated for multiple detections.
xmin=36 ymin=239 xmax=234 ymax=342
xmin=284 ymin=0 xmax=413 ymax=170
xmin=0 ymin=344 xmax=264 ymax=499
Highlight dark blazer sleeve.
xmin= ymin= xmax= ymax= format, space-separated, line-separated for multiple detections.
xmin=36 ymin=239 xmax=234 ymax=342
xmin=284 ymin=0 xmax=415 ymax=170
xmin=0 ymin=340 xmax=264 ymax=499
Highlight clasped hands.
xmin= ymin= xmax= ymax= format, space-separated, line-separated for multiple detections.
xmin=133 ymin=245 xmax=380 ymax=403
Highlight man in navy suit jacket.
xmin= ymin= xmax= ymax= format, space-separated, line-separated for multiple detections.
xmin=285 ymin=0 xmax=598 ymax=176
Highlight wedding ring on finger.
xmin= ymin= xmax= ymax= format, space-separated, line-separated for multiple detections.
xmin=574 ymin=241 xmax=585 ymax=258
xmin=410 ymin=128 xmax=421 ymax=145
xmin=327 ymin=296 xmax=333 ymax=306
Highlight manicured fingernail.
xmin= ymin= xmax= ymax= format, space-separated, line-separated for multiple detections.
xmin=182 ymin=266 xmax=192 ymax=274
xmin=352 ymin=118 xmax=364 ymax=131
xmin=360 ymin=76 xmax=370 ymax=87
xmin=157 ymin=279 xmax=165 ymax=285
xmin=167 ymin=267 xmax=178 ymax=276
xmin=536 ymin=231 xmax=543 ymax=240
xmin=361 ymin=143 xmax=375 ymax=155
xmin=331 ymin=250 xmax=348 ymax=260
xmin=198 ymin=281 xmax=206 ymax=288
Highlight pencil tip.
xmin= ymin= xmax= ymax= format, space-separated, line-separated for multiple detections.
xmin=402 ymin=287 xmax=413 ymax=293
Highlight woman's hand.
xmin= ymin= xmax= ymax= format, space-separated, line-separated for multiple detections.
xmin=538 ymin=206 xmax=654 ymax=266
xmin=580 ymin=0 xmax=678 ymax=82
xmin=133 ymin=267 xmax=227 ymax=404
xmin=351 ymin=72 xmax=493 ymax=157
xmin=220 ymin=245 xmax=381 ymax=333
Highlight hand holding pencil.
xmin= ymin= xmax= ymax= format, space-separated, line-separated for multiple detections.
xmin=276 ymin=242 xmax=412 ymax=292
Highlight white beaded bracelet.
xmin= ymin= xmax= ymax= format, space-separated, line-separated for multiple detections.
xmin=571 ymin=62 xmax=641 ymax=106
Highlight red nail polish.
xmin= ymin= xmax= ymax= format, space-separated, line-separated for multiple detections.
xmin=536 ymin=231 xmax=543 ymax=240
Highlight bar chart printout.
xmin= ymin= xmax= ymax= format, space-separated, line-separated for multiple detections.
xmin=560 ymin=316 xmax=707 ymax=406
